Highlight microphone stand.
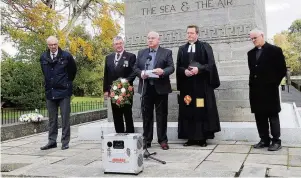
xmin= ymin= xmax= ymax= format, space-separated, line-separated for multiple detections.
xmin=140 ymin=59 xmax=166 ymax=165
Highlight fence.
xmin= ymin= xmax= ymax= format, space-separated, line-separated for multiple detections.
xmin=1 ymin=101 xmax=104 ymax=125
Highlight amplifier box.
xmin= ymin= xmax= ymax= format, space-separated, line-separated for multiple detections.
xmin=101 ymin=133 xmax=144 ymax=175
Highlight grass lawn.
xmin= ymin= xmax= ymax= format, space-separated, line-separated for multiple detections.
xmin=71 ymin=96 xmax=103 ymax=103
xmin=1 ymin=96 xmax=105 ymax=124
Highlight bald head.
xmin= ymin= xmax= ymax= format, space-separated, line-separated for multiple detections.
xmin=147 ymin=31 xmax=160 ymax=49
xmin=46 ymin=36 xmax=59 ymax=53
xmin=249 ymin=28 xmax=265 ymax=48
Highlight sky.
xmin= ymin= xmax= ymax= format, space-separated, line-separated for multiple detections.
xmin=265 ymin=0 xmax=301 ymax=39
xmin=1 ymin=0 xmax=301 ymax=56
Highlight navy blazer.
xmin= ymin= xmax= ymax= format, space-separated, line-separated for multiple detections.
xmin=40 ymin=47 xmax=77 ymax=100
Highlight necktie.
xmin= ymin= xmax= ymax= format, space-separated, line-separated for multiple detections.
xmin=115 ymin=53 xmax=120 ymax=66
xmin=52 ymin=53 xmax=55 ymax=60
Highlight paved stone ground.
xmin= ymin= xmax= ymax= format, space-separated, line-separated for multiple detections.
xmin=281 ymin=86 xmax=301 ymax=107
xmin=1 ymin=124 xmax=301 ymax=177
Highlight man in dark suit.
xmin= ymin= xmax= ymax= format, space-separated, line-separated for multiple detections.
xmin=134 ymin=31 xmax=175 ymax=150
xmin=248 ymin=28 xmax=287 ymax=151
xmin=103 ymin=36 xmax=136 ymax=133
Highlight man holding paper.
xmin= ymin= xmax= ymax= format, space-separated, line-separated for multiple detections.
xmin=134 ymin=31 xmax=174 ymax=150
xmin=176 ymin=25 xmax=221 ymax=147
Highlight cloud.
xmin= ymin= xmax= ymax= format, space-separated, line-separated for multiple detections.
xmin=266 ymin=2 xmax=290 ymax=13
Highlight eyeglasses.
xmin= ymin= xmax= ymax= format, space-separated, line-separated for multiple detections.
xmin=250 ymin=35 xmax=261 ymax=41
xmin=114 ymin=42 xmax=123 ymax=46
xmin=47 ymin=43 xmax=58 ymax=47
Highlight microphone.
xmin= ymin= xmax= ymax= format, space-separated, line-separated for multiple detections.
xmin=146 ymin=55 xmax=152 ymax=64
xmin=145 ymin=55 xmax=152 ymax=70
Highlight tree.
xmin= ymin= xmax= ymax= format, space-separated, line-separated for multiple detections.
xmin=289 ymin=19 xmax=301 ymax=33
xmin=1 ymin=59 xmax=45 ymax=109
xmin=274 ymin=29 xmax=301 ymax=75
xmin=1 ymin=0 xmax=123 ymax=61
xmin=1 ymin=0 xmax=124 ymax=108
xmin=70 ymin=25 xmax=106 ymax=96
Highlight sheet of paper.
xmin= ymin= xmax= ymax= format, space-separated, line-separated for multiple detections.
xmin=145 ymin=70 xmax=159 ymax=78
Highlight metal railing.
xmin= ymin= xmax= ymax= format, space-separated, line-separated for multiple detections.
xmin=1 ymin=101 xmax=104 ymax=125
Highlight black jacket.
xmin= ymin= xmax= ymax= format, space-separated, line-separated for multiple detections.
xmin=40 ymin=47 xmax=77 ymax=100
xmin=103 ymin=51 xmax=136 ymax=93
xmin=247 ymin=42 xmax=287 ymax=114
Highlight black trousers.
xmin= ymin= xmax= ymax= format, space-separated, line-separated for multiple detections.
xmin=142 ymin=85 xmax=168 ymax=144
xmin=46 ymin=97 xmax=71 ymax=145
xmin=255 ymin=113 xmax=281 ymax=144
xmin=111 ymin=101 xmax=134 ymax=133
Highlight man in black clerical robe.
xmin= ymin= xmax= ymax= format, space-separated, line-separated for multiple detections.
xmin=176 ymin=25 xmax=221 ymax=147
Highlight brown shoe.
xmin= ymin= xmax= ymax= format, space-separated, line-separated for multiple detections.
xmin=160 ymin=143 xmax=169 ymax=150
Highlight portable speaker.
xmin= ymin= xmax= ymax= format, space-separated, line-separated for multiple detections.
xmin=101 ymin=133 xmax=144 ymax=175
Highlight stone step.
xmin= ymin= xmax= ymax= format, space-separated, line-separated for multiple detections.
xmin=78 ymin=103 xmax=301 ymax=144
xmin=215 ymin=89 xmax=249 ymax=100
xmin=218 ymin=65 xmax=249 ymax=76
xmin=219 ymin=79 xmax=249 ymax=89
xmin=78 ymin=121 xmax=301 ymax=144
xmin=80 ymin=103 xmax=301 ymax=143
xmin=217 ymin=100 xmax=251 ymax=109
xmin=218 ymin=60 xmax=248 ymax=67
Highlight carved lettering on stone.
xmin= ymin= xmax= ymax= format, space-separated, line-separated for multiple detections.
xmin=125 ymin=24 xmax=254 ymax=49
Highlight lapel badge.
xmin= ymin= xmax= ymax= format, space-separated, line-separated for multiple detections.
xmin=123 ymin=60 xmax=129 ymax=67
xmin=184 ymin=95 xmax=192 ymax=105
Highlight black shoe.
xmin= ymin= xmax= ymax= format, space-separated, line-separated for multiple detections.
xmin=268 ymin=143 xmax=282 ymax=151
xmin=183 ymin=140 xmax=197 ymax=146
xmin=253 ymin=141 xmax=270 ymax=149
xmin=198 ymin=140 xmax=207 ymax=147
xmin=40 ymin=143 xmax=57 ymax=150
xmin=143 ymin=143 xmax=151 ymax=149
xmin=61 ymin=144 xmax=69 ymax=150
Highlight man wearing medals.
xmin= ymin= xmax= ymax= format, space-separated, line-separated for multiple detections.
xmin=103 ymin=36 xmax=136 ymax=133
xmin=176 ymin=25 xmax=221 ymax=147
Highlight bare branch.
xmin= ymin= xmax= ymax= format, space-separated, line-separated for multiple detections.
xmin=62 ymin=0 xmax=93 ymax=36
xmin=56 ymin=4 xmax=70 ymax=13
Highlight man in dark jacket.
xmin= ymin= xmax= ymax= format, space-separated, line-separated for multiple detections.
xmin=40 ymin=36 xmax=77 ymax=150
xmin=248 ymin=29 xmax=287 ymax=151
xmin=103 ymin=36 xmax=136 ymax=133
xmin=134 ymin=31 xmax=174 ymax=150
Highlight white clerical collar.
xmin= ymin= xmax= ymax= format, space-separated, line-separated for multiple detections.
xmin=188 ymin=43 xmax=196 ymax=53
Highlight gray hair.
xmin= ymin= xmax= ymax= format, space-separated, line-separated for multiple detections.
xmin=250 ymin=28 xmax=264 ymax=36
xmin=147 ymin=31 xmax=160 ymax=39
xmin=113 ymin=36 xmax=124 ymax=43
xmin=46 ymin=36 xmax=58 ymax=44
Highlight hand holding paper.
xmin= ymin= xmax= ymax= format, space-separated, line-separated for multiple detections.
xmin=145 ymin=70 xmax=159 ymax=78
xmin=153 ymin=68 xmax=164 ymax=76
